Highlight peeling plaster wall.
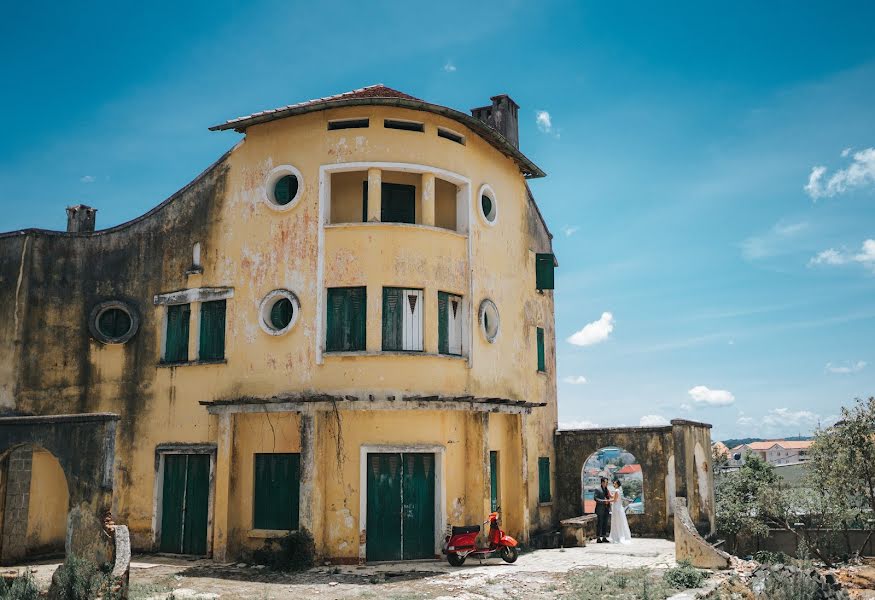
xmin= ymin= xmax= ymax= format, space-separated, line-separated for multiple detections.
xmin=0 ymin=102 xmax=558 ymax=557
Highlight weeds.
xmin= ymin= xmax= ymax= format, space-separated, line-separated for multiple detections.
xmin=250 ymin=528 xmax=316 ymax=571
xmin=662 ymin=559 xmax=705 ymax=589
xmin=0 ymin=569 xmax=39 ymax=600
xmin=564 ymin=568 xmax=680 ymax=599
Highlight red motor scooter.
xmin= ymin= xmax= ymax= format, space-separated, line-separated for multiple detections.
xmin=442 ymin=509 xmax=519 ymax=566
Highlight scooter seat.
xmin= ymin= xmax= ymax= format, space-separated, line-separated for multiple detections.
xmin=452 ymin=525 xmax=481 ymax=535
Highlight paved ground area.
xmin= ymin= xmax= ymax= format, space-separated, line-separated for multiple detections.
xmin=3 ymin=538 xmax=699 ymax=599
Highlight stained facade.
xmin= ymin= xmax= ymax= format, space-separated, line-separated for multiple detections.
xmin=0 ymin=85 xmax=558 ymax=562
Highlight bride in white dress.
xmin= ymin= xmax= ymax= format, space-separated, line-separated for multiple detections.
xmin=609 ymin=479 xmax=632 ymax=544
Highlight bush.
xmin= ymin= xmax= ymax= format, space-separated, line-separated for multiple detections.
xmin=761 ymin=569 xmax=822 ymax=600
xmin=753 ymin=550 xmax=791 ymax=564
xmin=663 ymin=560 xmax=705 ymax=589
xmin=52 ymin=555 xmax=114 ymax=600
xmin=0 ymin=570 xmax=39 ymax=600
xmin=251 ymin=528 xmax=316 ymax=571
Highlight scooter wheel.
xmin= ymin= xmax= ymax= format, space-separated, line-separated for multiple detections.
xmin=447 ymin=552 xmax=466 ymax=567
xmin=500 ymin=546 xmax=518 ymax=563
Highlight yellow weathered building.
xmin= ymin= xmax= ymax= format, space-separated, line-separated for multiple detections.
xmin=0 ymin=85 xmax=558 ymax=562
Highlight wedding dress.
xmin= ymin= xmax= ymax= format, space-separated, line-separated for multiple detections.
xmin=609 ymin=486 xmax=632 ymax=544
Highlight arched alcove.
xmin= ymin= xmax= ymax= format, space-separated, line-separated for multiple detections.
xmin=580 ymin=446 xmax=645 ymax=515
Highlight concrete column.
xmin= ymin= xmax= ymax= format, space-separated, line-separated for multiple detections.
xmin=366 ymin=285 xmax=381 ymax=352
xmin=464 ymin=413 xmax=490 ymax=523
xmin=190 ymin=303 xmax=201 ymax=361
xmin=519 ymin=413 xmax=531 ymax=543
xmin=423 ymin=287 xmax=438 ymax=354
xmin=299 ymin=412 xmax=323 ymax=551
xmin=1 ymin=446 xmax=33 ymax=564
xmin=367 ymin=168 xmax=381 ymax=222
xmin=421 ymin=172 xmax=435 ymax=227
xmin=212 ymin=413 xmax=234 ymax=561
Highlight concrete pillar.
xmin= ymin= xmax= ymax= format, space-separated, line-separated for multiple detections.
xmin=421 ymin=172 xmax=435 ymax=227
xmin=366 ymin=285 xmax=381 ymax=352
xmin=1 ymin=446 xmax=33 ymax=564
xmin=367 ymin=168 xmax=381 ymax=222
xmin=190 ymin=303 xmax=201 ymax=361
xmin=299 ymin=412 xmax=323 ymax=551
xmin=423 ymin=288 xmax=438 ymax=354
xmin=519 ymin=413 xmax=531 ymax=543
xmin=464 ymin=413 xmax=490 ymax=524
xmin=212 ymin=413 xmax=234 ymax=561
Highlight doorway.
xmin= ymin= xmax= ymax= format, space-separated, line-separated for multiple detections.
xmin=158 ymin=453 xmax=212 ymax=555
xmin=365 ymin=452 xmax=436 ymax=561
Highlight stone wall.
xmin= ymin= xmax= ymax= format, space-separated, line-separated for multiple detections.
xmin=554 ymin=419 xmax=715 ymax=538
xmin=1 ymin=446 xmax=33 ymax=563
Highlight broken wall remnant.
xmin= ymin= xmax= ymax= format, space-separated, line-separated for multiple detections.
xmin=673 ymin=497 xmax=730 ymax=569
xmin=0 ymin=413 xmax=119 ymax=565
xmin=554 ymin=419 xmax=716 ymax=539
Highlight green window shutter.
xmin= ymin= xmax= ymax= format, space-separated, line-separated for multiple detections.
xmin=199 ymin=300 xmax=226 ymax=361
xmin=489 ymin=451 xmax=499 ymax=512
xmin=538 ymin=457 xmax=551 ymax=503
xmin=270 ymin=298 xmax=294 ymax=330
xmin=381 ymin=183 xmax=416 ymax=224
xmin=535 ymin=253 xmax=555 ymax=290
xmin=437 ymin=292 xmax=449 ymax=355
xmin=362 ymin=181 xmax=369 ymax=222
xmin=164 ymin=304 xmax=190 ymax=363
xmin=253 ymin=453 xmax=300 ymax=530
xmin=536 ymin=327 xmax=546 ymax=372
xmin=382 ymin=288 xmax=403 ymax=351
xmin=326 ymin=287 xmax=367 ymax=352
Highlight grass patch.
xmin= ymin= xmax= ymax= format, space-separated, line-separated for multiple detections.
xmin=564 ymin=568 xmax=681 ymax=600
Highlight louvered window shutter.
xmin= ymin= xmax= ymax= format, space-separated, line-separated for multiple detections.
xmin=536 ymin=327 xmax=546 ymax=372
xmin=164 ymin=303 xmax=190 ymax=363
xmin=382 ymin=288 xmax=403 ymax=351
xmin=327 ymin=287 xmax=366 ymax=351
xmin=199 ymin=300 xmax=226 ymax=361
xmin=536 ymin=253 xmax=555 ymax=290
xmin=437 ymin=292 xmax=449 ymax=354
xmin=401 ymin=289 xmax=423 ymax=351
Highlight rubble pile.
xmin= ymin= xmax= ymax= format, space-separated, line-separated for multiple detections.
xmin=747 ymin=563 xmax=850 ymax=600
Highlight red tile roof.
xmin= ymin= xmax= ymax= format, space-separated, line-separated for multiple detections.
xmin=617 ymin=464 xmax=642 ymax=475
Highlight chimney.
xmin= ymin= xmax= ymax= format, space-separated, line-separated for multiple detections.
xmin=66 ymin=204 xmax=97 ymax=233
xmin=471 ymin=94 xmax=520 ymax=149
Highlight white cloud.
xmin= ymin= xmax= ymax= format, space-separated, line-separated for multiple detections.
xmin=763 ymin=408 xmax=819 ymax=427
xmin=809 ymin=239 xmax=875 ymax=272
xmin=737 ymin=415 xmax=755 ymax=426
xmin=804 ymin=147 xmax=875 ymax=200
xmin=639 ymin=414 xmax=670 ymax=426
xmin=559 ymin=420 xmax=600 ymax=430
xmin=563 ymin=375 xmax=588 ymax=385
xmin=442 ymin=61 xmax=456 ymax=73
xmin=688 ymin=385 xmax=736 ymax=407
xmin=680 ymin=403 xmax=692 ymax=412
xmin=567 ymin=312 xmax=615 ymax=346
xmin=841 ymin=147 xmax=852 ymax=157
xmin=80 ymin=175 xmax=96 ymax=183
xmin=826 ymin=360 xmax=866 ymax=374
xmin=561 ymin=225 xmax=580 ymax=237
xmin=740 ymin=220 xmax=808 ymax=260
xmin=535 ymin=110 xmax=552 ymax=132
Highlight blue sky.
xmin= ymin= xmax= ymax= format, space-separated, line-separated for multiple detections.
xmin=2 ymin=1 xmax=874 ymax=441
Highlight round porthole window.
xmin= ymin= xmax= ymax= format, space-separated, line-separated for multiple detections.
xmin=259 ymin=290 xmax=301 ymax=335
xmin=478 ymin=299 xmax=500 ymax=343
xmin=263 ymin=165 xmax=303 ymax=211
xmin=478 ymin=184 xmax=497 ymax=225
xmin=88 ymin=301 xmax=139 ymax=344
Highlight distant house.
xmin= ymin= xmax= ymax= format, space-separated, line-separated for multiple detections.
xmin=728 ymin=440 xmax=813 ymax=467
xmin=616 ymin=464 xmax=643 ymax=481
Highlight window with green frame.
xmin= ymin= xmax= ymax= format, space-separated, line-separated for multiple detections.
xmin=538 ymin=457 xmax=551 ymax=503
xmin=362 ymin=182 xmax=416 ymax=224
xmin=326 ymin=287 xmax=367 ymax=352
xmin=535 ymin=253 xmax=555 ymax=290
xmin=536 ymin=327 xmax=546 ymax=372
xmin=199 ymin=300 xmax=226 ymax=361
xmin=489 ymin=451 xmax=500 ymax=512
xmin=253 ymin=453 xmax=300 ymax=530
xmin=163 ymin=303 xmax=190 ymax=363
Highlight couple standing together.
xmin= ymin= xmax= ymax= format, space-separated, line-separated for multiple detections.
xmin=593 ymin=476 xmax=632 ymax=544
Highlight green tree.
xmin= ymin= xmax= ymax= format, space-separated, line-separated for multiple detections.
xmin=715 ymin=452 xmax=775 ymax=553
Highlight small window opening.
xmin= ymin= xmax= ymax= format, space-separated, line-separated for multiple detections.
xmin=192 ymin=242 xmax=201 ymax=268
xmin=437 ymin=128 xmax=465 ymax=144
xmin=273 ymin=175 xmax=299 ymax=206
xmin=384 ymin=119 xmax=424 ymax=132
xmin=98 ymin=308 xmax=132 ymax=339
xmin=259 ymin=290 xmax=300 ymax=335
xmin=328 ymin=118 xmax=369 ymax=131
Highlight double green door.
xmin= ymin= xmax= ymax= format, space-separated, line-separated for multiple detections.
xmin=160 ymin=454 xmax=210 ymax=555
xmin=366 ymin=452 xmax=435 ymax=561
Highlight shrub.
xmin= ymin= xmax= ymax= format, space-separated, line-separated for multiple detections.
xmin=663 ymin=560 xmax=705 ymax=589
xmin=761 ymin=569 xmax=822 ymax=600
xmin=0 ymin=570 xmax=39 ymax=600
xmin=753 ymin=550 xmax=791 ymax=564
xmin=52 ymin=555 xmax=114 ymax=600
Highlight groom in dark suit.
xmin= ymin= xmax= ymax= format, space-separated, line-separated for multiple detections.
xmin=593 ymin=477 xmax=611 ymax=543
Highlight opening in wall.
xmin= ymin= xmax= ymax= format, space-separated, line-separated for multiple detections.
xmin=384 ymin=119 xmax=424 ymax=132
xmin=328 ymin=118 xmax=369 ymax=131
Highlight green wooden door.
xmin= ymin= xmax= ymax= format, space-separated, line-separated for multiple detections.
xmin=366 ymin=453 xmax=402 ymax=561
xmin=489 ymin=451 xmax=499 ymax=512
xmin=366 ymin=452 xmax=435 ymax=561
xmin=160 ymin=454 xmax=210 ymax=555
xmin=402 ymin=453 xmax=435 ymax=560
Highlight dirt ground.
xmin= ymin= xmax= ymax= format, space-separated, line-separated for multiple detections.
xmin=4 ymin=538 xmax=693 ymax=599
